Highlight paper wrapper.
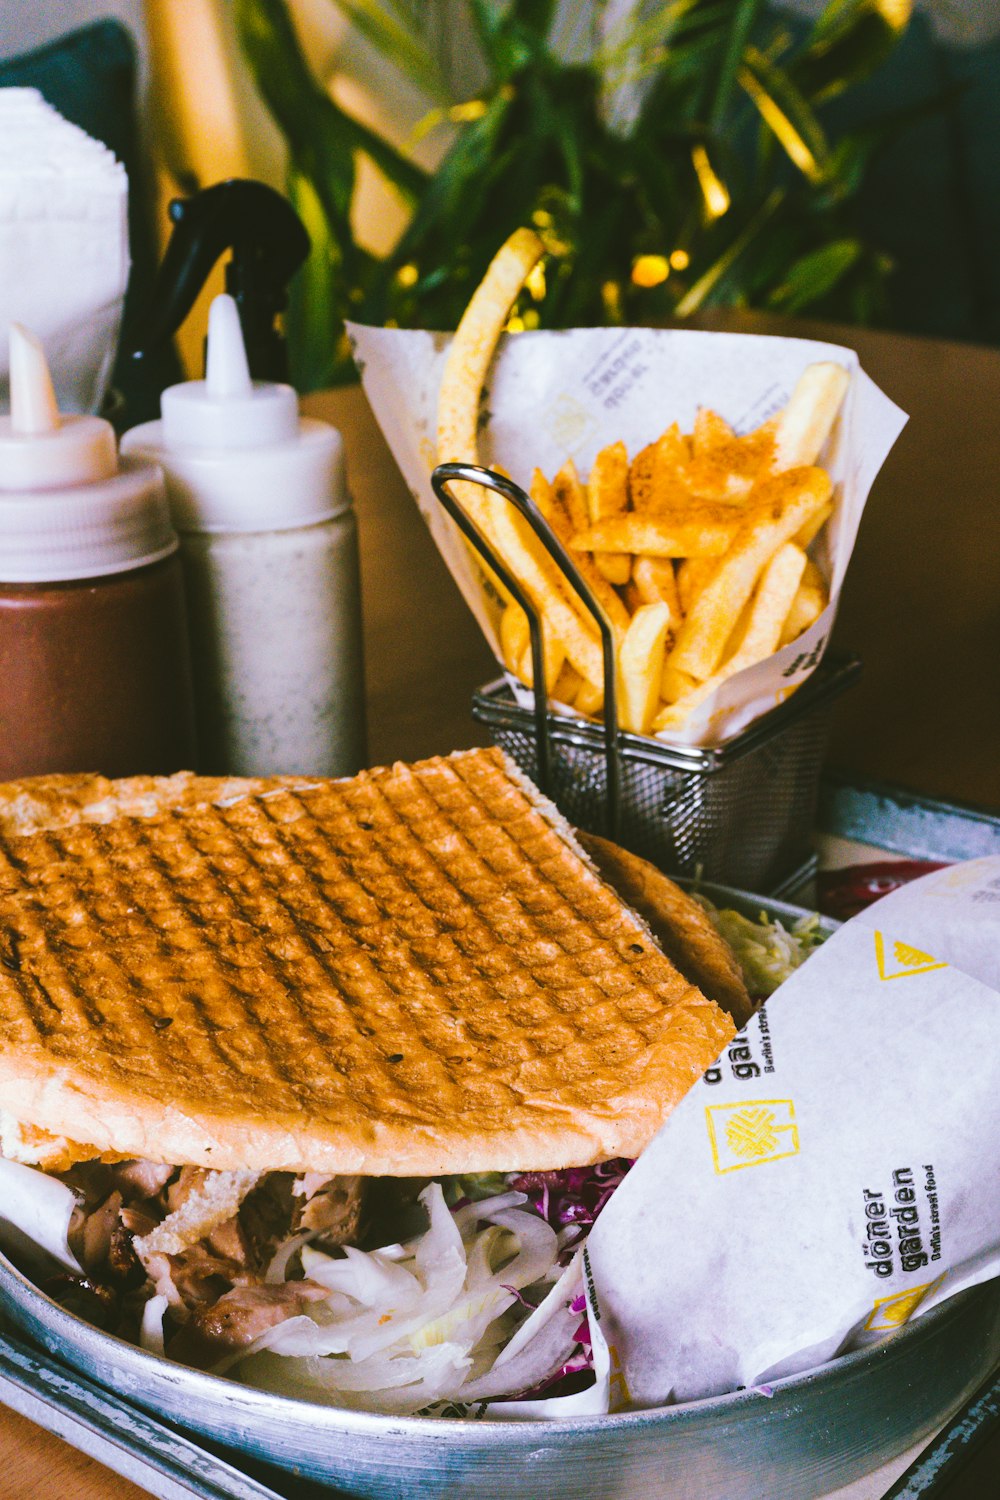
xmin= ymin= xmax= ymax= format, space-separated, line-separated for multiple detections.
xmin=583 ymin=856 xmax=1000 ymax=1406
xmin=348 ymin=322 xmax=907 ymax=745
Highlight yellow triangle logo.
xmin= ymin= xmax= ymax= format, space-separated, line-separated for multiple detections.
xmin=874 ymin=931 xmax=947 ymax=980
xmin=865 ymin=1280 xmax=940 ymax=1331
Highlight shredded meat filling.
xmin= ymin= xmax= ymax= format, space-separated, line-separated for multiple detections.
xmin=53 ymin=1160 xmax=367 ymax=1362
xmin=167 ymin=1282 xmax=330 ymax=1369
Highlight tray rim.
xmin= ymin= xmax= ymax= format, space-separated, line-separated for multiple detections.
xmin=2 ymin=1242 xmax=996 ymax=1444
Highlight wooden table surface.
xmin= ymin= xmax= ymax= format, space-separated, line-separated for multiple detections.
xmin=2 ymin=320 xmax=997 ymax=1497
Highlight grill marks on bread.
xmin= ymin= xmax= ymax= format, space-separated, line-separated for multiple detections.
xmin=0 ymin=750 xmax=733 ymax=1172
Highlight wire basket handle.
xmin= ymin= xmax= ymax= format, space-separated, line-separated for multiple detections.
xmin=431 ymin=462 xmax=621 ymax=839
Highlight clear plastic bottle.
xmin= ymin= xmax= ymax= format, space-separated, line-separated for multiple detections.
xmin=0 ymin=325 xmax=196 ymax=778
xmin=121 ymin=295 xmax=366 ymax=778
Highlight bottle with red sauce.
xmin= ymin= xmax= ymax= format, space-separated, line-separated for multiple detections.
xmin=0 ymin=324 xmax=197 ymax=778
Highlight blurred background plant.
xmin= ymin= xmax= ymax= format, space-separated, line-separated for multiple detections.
xmin=234 ymin=0 xmax=925 ymax=389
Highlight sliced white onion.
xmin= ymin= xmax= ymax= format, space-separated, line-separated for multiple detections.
xmin=265 ymin=1230 xmax=317 ymax=1285
xmin=139 ymin=1293 xmax=169 ymax=1356
xmin=301 ymin=1243 xmax=422 ymax=1306
xmin=244 ymin=1342 xmax=475 ymax=1415
xmin=451 ymin=1190 xmax=528 ymax=1232
xmin=461 ymin=1252 xmax=584 ymax=1400
xmin=0 ymin=1158 xmax=82 ymax=1271
xmin=483 ymin=1208 xmax=559 ymax=1290
xmin=235 ymin=1180 xmax=566 ymax=1412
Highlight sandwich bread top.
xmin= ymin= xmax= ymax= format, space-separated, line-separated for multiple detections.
xmin=0 ymin=749 xmax=734 ymax=1173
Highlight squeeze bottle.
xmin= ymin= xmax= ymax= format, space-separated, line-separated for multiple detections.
xmin=121 ymin=295 xmax=366 ymax=778
xmin=0 ymin=325 xmax=196 ymax=778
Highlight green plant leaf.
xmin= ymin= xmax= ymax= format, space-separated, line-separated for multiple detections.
xmin=286 ymin=168 xmax=346 ymax=391
xmin=674 ymin=187 xmax=785 ymax=315
xmin=391 ymin=85 xmax=515 ymax=262
xmin=237 ymin=0 xmax=928 ymax=367
xmin=235 ymin=0 xmax=427 ymax=213
xmin=766 ymin=237 xmax=863 ymax=313
xmin=326 ymin=0 xmax=449 ymax=103
xmin=793 ymin=0 xmax=913 ymax=102
xmin=739 ymin=44 xmax=831 ymax=183
xmin=708 ymin=0 xmax=765 ymax=131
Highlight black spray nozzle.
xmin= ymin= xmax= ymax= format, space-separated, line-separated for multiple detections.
xmin=133 ymin=179 xmax=310 ymax=384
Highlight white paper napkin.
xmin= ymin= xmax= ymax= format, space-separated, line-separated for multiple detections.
xmin=0 ymin=88 xmax=129 ymax=416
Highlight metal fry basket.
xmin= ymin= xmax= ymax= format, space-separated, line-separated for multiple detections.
xmin=431 ymin=462 xmax=860 ymax=896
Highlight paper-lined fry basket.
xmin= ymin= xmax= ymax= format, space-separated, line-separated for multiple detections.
xmin=349 ymin=323 xmax=905 ymax=889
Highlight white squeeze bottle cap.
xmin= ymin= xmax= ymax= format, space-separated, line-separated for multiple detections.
xmin=0 ymin=325 xmax=176 ymax=581
xmin=121 ymin=293 xmax=346 ymax=534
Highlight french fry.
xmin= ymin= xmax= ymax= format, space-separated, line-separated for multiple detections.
xmin=661 ymin=662 xmax=698 ymax=704
xmin=553 ymin=458 xmax=591 ymax=535
xmin=654 ymin=544 xmax=807 ymax=730
xmin=571 ymin=512 xmax=740 ymax=558
xmin=629 ymin=426 xmax=689 ymax=513
xmin=436 ymin=226 xmax=545 ymax=536
xmin=794 ymin=500 xmax=833 ymax=550
xmin=551 ymin=661 xmax=583 ymax=705
xmin=779 ymin=558 xmax=828 ymax=645
xmin=492 ymin=503 xmax=604 ymax=683
xmin=618 ymin=601 xmax=672 ymax=734
xmin=433 ymin=229 xmax=613 ymax=683
xmin=543 ymin=480 xmax=632 ymax=637
xmin=575 ymin=678 xmax=604 ymax=716
xmin=632 ymin=554 xmax=682 ymax=619
xmin=733 ymin=543 xmax=808 ymax=661
xmin=676 ymin=556 xmax=717 ymax=615
xmin=530 ymin=467 xmax=555 ymax=521
xmin=499 ymin=600 xmax=530 ymax=673
xmin=665 ymin=467 xmax=832 ymax=681
xmin=771 ymin=362 xmax=850 ymax=471
xmin=801 ymin=556 xmax=825 ymax=590
xmin=518 ymin=634 xmax=566 ymax=694
xmin=683 ymin=409 xmax=777 ymax=503
xmin=586 ymin=442 xmax=631 ymax=583
xmin=502 ymin=599 xmax=566 ymax=692
xmin=622 ymin=580 xmax=644 ymax=614
xmin=692 ymin=407 xmax=734 ymax=455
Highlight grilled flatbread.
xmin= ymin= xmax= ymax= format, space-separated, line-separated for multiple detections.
xmin=0 ymin=749 xmax=734 ymax=1175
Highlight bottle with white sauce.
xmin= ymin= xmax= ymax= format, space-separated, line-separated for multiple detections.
xmin=0 ymin=324 xmax=196 ymax=778
xmin=121 ymin=294 xmax=366 ymax=778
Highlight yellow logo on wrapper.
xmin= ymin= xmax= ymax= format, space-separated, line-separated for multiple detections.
xmin=607 ymin=1343 xmax=633 ymax=1413
xmin=705 ymin=1100 xmax=799 ymax=1173
xmin=542 ymin=393 xmax=595 ymax=450
xmin=873 ymin=931 xmax=947 ymax=981
xmin=865 ymin=1278 xmax=942 ymax=1332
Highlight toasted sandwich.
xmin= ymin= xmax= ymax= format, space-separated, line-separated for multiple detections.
xmin=0 ymin=749 xmax=744 ymax=1410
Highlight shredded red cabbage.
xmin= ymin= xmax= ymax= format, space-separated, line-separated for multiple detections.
xmin=510 ymin=1158 xmax=633 ymax=1249
xmin=493 ymin=1160 xmax=633 ymax=1402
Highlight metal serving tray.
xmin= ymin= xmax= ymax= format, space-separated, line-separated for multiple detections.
xmin=2 ymin=1252 xmax=998 ymax=1500
xmin=1 ymin=884 xmax=998 ymax=1500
